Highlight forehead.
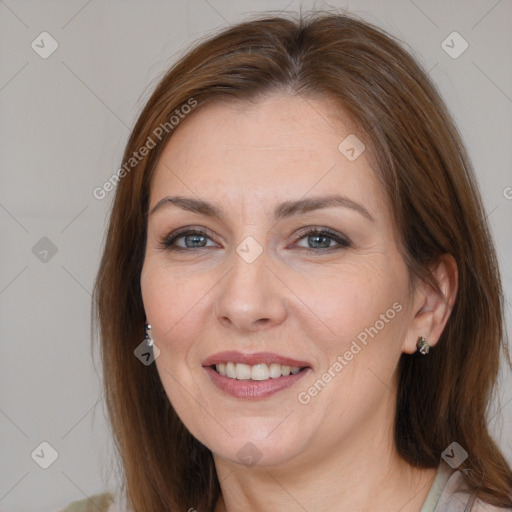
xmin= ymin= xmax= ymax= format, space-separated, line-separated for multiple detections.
xmin=150 ymin=93 xmax=385 ymax=216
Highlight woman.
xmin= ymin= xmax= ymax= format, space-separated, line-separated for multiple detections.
xmin=62 ymin=10 xmax=512 ymax=512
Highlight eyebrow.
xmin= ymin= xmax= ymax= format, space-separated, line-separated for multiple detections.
xmin=149 ymin=194 xmax=374 ymax=222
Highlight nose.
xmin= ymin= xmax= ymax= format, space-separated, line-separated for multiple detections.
xmin=214 ymin=245 xmax=288 ymax=333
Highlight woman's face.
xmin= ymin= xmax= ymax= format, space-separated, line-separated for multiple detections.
xmin=141 ymin=93 xmax=418 ymax=468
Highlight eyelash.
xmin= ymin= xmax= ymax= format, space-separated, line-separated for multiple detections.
xmin=159 ymin=226 xmax=351 ymax=254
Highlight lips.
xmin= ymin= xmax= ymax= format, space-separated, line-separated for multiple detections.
xmin=202 ymin=351 xmax=311 ymax=368
xmin=202 ymin=351 xmax=312 ymax=399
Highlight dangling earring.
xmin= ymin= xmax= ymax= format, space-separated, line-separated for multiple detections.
xmin=416 ymin=336 xmax=430 ymax=354
xmin=144 ymin=323 xmax=154 ymax=347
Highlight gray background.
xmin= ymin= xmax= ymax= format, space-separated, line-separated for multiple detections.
xmin=0 ymin=1 xmax=511 ymax=510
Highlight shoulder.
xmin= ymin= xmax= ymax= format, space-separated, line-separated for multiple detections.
xmin=440 ymin=473 xmax=512 ymax=511
xmin=58 ymin=492 xmax=119 ymax=512
xmin=423 ymin=463 xmax=512 ymax=512
xmin=470 ymin=500 xmax=512 ymax=511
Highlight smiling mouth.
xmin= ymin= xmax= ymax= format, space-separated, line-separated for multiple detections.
xmin=211 ymin=362 xmax=308 ymax=381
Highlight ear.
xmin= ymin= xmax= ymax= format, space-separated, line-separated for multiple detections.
xmin=402 ymin=254 xmax=458 ymax=354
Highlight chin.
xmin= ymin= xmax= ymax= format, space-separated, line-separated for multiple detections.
xmin=195 ymin=417 xmax=310 ymax=468
xmin=213 ymin=440 xmax=304 ymax=468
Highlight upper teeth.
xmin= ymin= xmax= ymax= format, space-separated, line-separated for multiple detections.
xmin=215 ymin=362 xmax=302 ymax=380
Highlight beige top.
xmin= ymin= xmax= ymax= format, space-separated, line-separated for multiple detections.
xmin=58 ymin=462 xmax=511 ymax=511
xmin=419 ymin=462 xmax=509 ymax=511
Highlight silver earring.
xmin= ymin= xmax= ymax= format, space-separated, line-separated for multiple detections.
xmin=144 ymin=323 xmax=154 ymax=347
xmin=416 ymin=336 xmax=430 ymax=355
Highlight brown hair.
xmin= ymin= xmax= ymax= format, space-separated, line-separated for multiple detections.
xmin=92 ymin=11 xmax=512 ymax=511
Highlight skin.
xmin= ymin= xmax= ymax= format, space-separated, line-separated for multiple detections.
xmin=140 ymin=92 xmax=458 ymax=511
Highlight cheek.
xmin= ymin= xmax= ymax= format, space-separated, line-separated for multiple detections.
xmin=140 ymin=260 xmax=213 ymax=345
xmin=291 ymin=257 xmax=406 ymax=347
xmin=140 ymin=261 xmax=211 ymax=426
xmin=296 ymin=268 xmax=408 ymax=433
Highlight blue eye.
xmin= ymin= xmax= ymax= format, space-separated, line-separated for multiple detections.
xmin=161 ymin=229 xmax=218 ymax=250
xmin=159 ymin=226 xmax=351 ymax=253
xmin=294 ymin=227 xmax=351 ymax=252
